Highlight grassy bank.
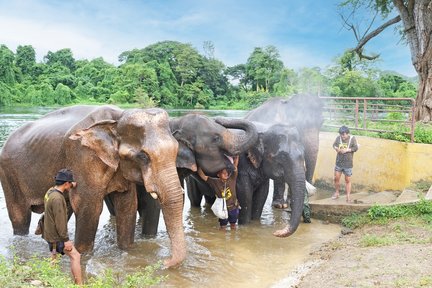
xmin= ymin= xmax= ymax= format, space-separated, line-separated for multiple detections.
xmin=0 ymin=253 xmax=166 ymax=287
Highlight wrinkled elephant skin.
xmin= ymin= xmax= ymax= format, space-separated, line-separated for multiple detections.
xmin=0 ymin=105 xmax=186 ymax=267
xmin=104 ymin=113 xmax=258 ymax=240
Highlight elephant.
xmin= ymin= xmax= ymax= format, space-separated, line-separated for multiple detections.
xmin=0 ymin=105 xmax=186 ymax=267
xmin=245 ymin=94 xmax=323 ymax=208
xmin=186 ymin=120 xmax=307 ymax=236
xmin=104 ymin=113 xmax=259 ymax=235
xmin=235 ymin=122 xmax=306 ymax=233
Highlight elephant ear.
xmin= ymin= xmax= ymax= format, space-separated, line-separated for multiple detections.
xmin=176 ymin=141 xmax=197 ymax=172
xmin=69 ymin=120 xmax=120 ymax=170
xmin=247 ymin=137 xmax=264 ymax=169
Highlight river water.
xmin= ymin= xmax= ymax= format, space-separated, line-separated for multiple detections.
xmin=0 ymin=106 xmax=340 ymax=287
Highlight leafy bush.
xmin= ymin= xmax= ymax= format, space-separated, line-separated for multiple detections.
xmin=414 ymin=123 xmax=432 ymax=143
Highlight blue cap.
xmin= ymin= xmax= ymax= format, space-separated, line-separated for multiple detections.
xmin=55 ymin=169 xmax=75 ymax=182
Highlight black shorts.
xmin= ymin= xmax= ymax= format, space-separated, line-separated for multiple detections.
xmin=47 ymin=241 xmax=65 ymax=255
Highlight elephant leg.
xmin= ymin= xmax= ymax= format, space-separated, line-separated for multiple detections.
xmin=112 ymin=186 xmax=138 ymax=249
xmin=272 ymin=180 xmax=287 ymax=209
xmin=1 ymin=176 xmax=31 ymax=235
xmin=137 ymin=185 xmax=161 ymax=236
xmin=186 ymin=176 xmax=203 ymax=207
xmin=251 ymin=180 xmax=270 ymax=220
xmin=104 ymin=194 xmax=116 ymax=216
xmin=73 ymin=195 xmax=104 ymax=253
xmin=237 ymin=182 xmax=254 ymax=225
xmin=8 ymin=203 xmax=31 ymax=235
xmin=204 ymin=194 xmax=216 ymax=206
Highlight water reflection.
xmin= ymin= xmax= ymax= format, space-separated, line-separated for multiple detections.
xmin=0 ymin=106 xmax=341 ymax=287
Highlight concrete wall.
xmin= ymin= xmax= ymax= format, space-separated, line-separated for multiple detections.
xmin=314 ymin=132 xmax=432 ymax=191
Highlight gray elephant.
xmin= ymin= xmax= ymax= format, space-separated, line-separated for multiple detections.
xmin=104 ymin=113 xmax=259 ymax=235
xmin=235 ymin=123 xmax=306 ymax=235
xmin=186 ymin=120 xmax=307 ymax=236
xmin=0 ymin=105 xmax=185 ymax=267
xmin=245 ymin=94 xmax=323 ymax=209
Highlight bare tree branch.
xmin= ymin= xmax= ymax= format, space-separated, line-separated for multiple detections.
xmin=339 ymin=13 xmax=360 ymax=41
xmin=352 ymin=15 xmax=401 ymax=60
xmin=362 ymin=11 xmax=378 ymax=39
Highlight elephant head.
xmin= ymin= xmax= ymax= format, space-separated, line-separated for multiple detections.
xmin=170 ymin=114 xmax=258 ymax=176
xmin=69 ymin=108 xmax=185 ymax=267
xmin=245 ymin=94 xmax=323 ymax=183
xmin=244 ymin=122 xmax=306 ymax=236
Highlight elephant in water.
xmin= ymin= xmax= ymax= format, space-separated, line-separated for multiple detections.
xmin=0 ymin=105 xmax=185 ymax=267
xmin=104 ymin=113 xmax=259 ymax=235
xmin=245 ymin=94 xmax=323 ymax=208
xmin=186 ymin=120 xmax=307 ymax=237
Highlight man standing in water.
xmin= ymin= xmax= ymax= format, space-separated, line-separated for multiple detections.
xmin=198 ymin=156 xmax=240 ymax=230
xmin=332 ymin=126 xmax=359 ymax=203
xmin=43 ymin=169 xmax=82 ymax=285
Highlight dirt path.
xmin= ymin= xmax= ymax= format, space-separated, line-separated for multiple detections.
xmin=280 ymin=218 xmax=432 ymax=288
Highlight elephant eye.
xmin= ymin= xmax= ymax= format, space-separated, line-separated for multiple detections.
xmin=212 ymin=135 xmax=222 ymax=144
xmin=136 ymin=151 xmax=150 ymax=164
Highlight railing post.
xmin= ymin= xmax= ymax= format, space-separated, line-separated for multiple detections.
xmin=355 ymin=99 xmax=359 ymax=128
xmin=363 ymin=99 xmax=367 ymax=130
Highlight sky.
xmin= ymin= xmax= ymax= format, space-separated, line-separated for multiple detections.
xmin=0 ymin=0 xmax=417 ymax=77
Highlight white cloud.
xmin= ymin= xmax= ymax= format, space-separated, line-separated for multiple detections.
xmin=0 ymin=16 xmax=105 ymax=62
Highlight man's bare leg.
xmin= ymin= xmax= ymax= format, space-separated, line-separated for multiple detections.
xmin=345 ymin=175 xmax=352 ymax=202
xmin=65 ymin=246 xmax=82 ymax=285
xmin=333 ymin=171 xmax=342 ymax=199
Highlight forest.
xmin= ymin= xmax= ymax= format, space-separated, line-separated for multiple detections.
xmin=0 ymin=41 xmax=417 ymax=110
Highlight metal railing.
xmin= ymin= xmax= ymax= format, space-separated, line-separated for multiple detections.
xmin=319 ymin=97 xmax=416 ymax=142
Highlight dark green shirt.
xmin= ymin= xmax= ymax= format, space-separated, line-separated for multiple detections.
xmin=42 ymin=188 xmax=69 ymax=242
xmin=333 ymin=135 xmax=359 ymax=169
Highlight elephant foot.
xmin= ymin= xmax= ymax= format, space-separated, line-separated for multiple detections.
xmin=272 ymin=202 xmax=288 ymax=209
xmin=273 ymin=225 xmax=293 ymax=238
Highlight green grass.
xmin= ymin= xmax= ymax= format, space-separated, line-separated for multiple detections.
xmin=341 ymin=199 xmax=432 ymax=229
xmin=360 ymin=234 xmax=394 ymax=247
xmin=0 ymin=253 xmax=167 ymax=287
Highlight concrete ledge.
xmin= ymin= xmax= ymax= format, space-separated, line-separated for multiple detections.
xmin=310 ymin=188 xmax=430 ymax=223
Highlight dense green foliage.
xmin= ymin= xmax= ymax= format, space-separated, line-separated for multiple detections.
xmin=0 ymin=252 xmax=166 ymax=287
xmin=0 ymin=42 xmax=417 ymax=110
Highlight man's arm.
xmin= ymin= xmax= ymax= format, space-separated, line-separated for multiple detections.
xmin=233 ymin=155 xmax=239 ymax=171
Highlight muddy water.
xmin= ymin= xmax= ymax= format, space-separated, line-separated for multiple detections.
xmin=0 ymin=107 xmax=341 ymax=287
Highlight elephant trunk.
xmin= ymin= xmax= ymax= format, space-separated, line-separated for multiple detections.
xmin=214 ymin=117 xmax=258 ymax=155
xmin=303 ymin=128 xmax=320 ymax=183
xmin=157 ymin=166 xmax=186 ymax=268
xmin=273 ymin=160 xmax=306 ymax=238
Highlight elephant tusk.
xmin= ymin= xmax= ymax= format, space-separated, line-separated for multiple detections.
xmin=150 ymin=192 xmax=158 ymax=200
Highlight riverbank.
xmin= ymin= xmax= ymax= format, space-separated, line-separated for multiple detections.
xmin=276 ymin=217 xmax=432 ymax=288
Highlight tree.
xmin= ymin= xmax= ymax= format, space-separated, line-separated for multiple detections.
xmin=245 ymin=46 xmax=284 ymax=92
xmin=0 ymin=45 xmax=16 ymax=84
xmin=339 ymin=0 xmax=432 ymax=122
xmin=15 ymin=45 xmax=36 ymax=77
xmin=296 ymin=67 xmax=328 ymax=96
xmin=44 ymin=48 xmax=76 ymax=71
